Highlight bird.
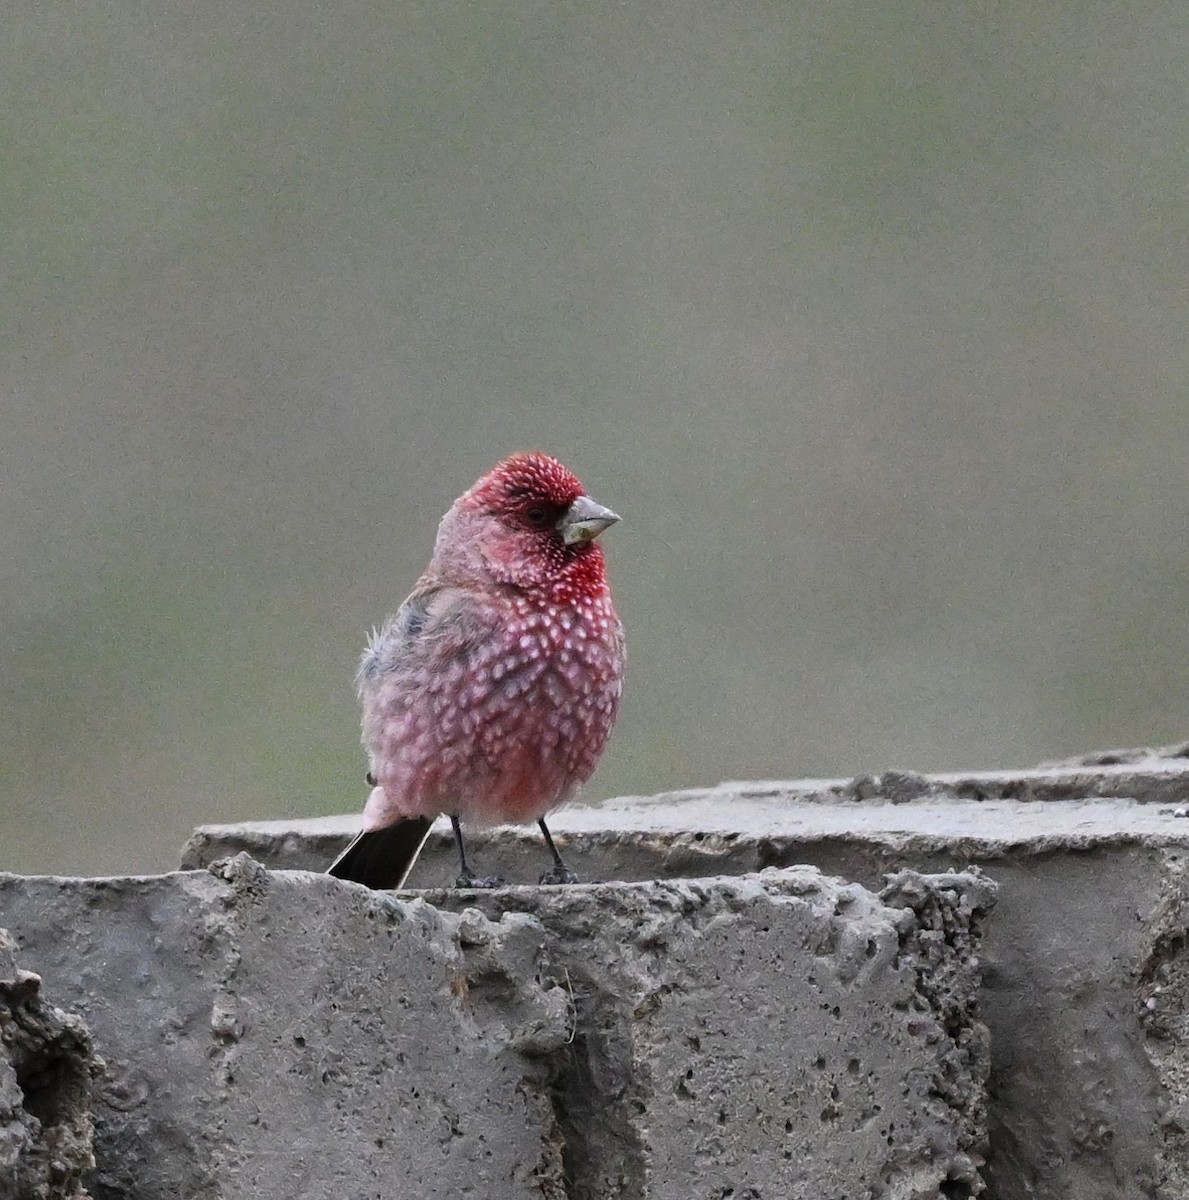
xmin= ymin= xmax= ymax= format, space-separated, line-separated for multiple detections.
xmin=327 ymin=451 xmax=625 ymax=890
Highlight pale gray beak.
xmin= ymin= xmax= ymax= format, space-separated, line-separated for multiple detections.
xmin=559 ymin=494 xmax=621 ymax=545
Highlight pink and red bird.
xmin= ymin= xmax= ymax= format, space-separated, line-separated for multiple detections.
xmin=328 ymin=452 xmax=625 ymax=889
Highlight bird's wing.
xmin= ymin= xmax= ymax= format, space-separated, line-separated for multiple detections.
xmin=356 ymin=580 xmax=496 ymax=697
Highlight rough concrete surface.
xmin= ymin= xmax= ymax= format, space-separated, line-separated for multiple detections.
xmin=183 ymin=751 xmax=1189 ymax=1198
xmin=0 ymin=930 xmax=96 ymax=1200
xmin=424 ymin=867 xmax=995 ymax=1200
xmin=1 ymin=858 xmax=573 ymax=1200
xmin=0 ymin=861 xmax=992 ymax=1200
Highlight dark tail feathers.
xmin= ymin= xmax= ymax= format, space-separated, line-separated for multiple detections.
xmin=327 ymin=817 xmax=434 ymax=889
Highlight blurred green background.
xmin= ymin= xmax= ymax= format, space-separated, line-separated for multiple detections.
xmin=2 ymin=1 xmax=1185 ymax=875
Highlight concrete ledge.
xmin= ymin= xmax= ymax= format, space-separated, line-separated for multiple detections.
xmin=0 ymin=861 xmax=993 ymax=1200
xmin=182 ymin=757 xmax=1189 ymax=885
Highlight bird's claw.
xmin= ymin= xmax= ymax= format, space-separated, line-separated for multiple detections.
xmin=454 ymin=873 xmax=506 ymax=890
xmin=538 ymin=866 xmax=579 ymax=885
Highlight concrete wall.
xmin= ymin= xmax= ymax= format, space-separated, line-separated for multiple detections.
xmin=1 ymin=861 xmax=991 ymax=1200
xmin=5 ymin=749 xmax=1189 ymax=1197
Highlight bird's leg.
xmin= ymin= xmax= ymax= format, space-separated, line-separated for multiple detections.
xmin=451 ymin=815 xmax=505 ymax=889
xmin=537 ymin=818 xmax=579 ymax=885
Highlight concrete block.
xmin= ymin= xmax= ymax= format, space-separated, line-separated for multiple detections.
xmin=1 ymin=857 xmax=573 ymax=1200
xmin=422 ymin=867 xmax=995 ymax=1200
xmin=0 ymin=861 xmax=993 ymax=1200
xmin=183 ymin=753 xmax=1189 ymax=1198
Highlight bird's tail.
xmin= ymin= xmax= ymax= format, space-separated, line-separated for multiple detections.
xmin=326 ymin=817 xmax=434 ymax=890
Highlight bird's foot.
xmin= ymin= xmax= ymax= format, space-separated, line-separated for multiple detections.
xmin=454 ymin=872 xmax=506 ymax=890
xmin=538 ymin=865 xmax=579 ymax=885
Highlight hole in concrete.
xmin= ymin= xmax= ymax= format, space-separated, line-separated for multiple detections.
xmin=15 ymin=1045 xmax=78 ymax=1127
xmin=938 ymin=1176 xmax=973 ymax=1199
xmin=8 ymin=1015 xmax=90 ymax=1135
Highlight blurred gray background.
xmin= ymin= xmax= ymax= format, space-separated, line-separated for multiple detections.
xmin=2 ymin=1 xmax=1185 ymax=875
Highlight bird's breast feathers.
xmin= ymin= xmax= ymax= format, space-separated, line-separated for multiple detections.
xmin=360 ymin=586 xmax=623 ymax=820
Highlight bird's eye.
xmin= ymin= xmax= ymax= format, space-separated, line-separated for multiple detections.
xmin=526 ymin=506 xmax=549 ymax=525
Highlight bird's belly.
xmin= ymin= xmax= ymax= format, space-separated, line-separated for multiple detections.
xmin=366 ymin=651 xmax=620 ymax=825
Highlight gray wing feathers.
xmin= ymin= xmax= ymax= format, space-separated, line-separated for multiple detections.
xmin=356 ymin=589 xmax=438 ymax=695
xmin=357 ymin=583 xmax=497 ymax=698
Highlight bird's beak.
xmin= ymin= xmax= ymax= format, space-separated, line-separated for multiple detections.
xmin=559 ymin=495 xmax=621 ymax=545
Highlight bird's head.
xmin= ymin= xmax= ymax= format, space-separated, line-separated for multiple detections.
xmin=436 ymin=452 xmax=620 ymax=598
